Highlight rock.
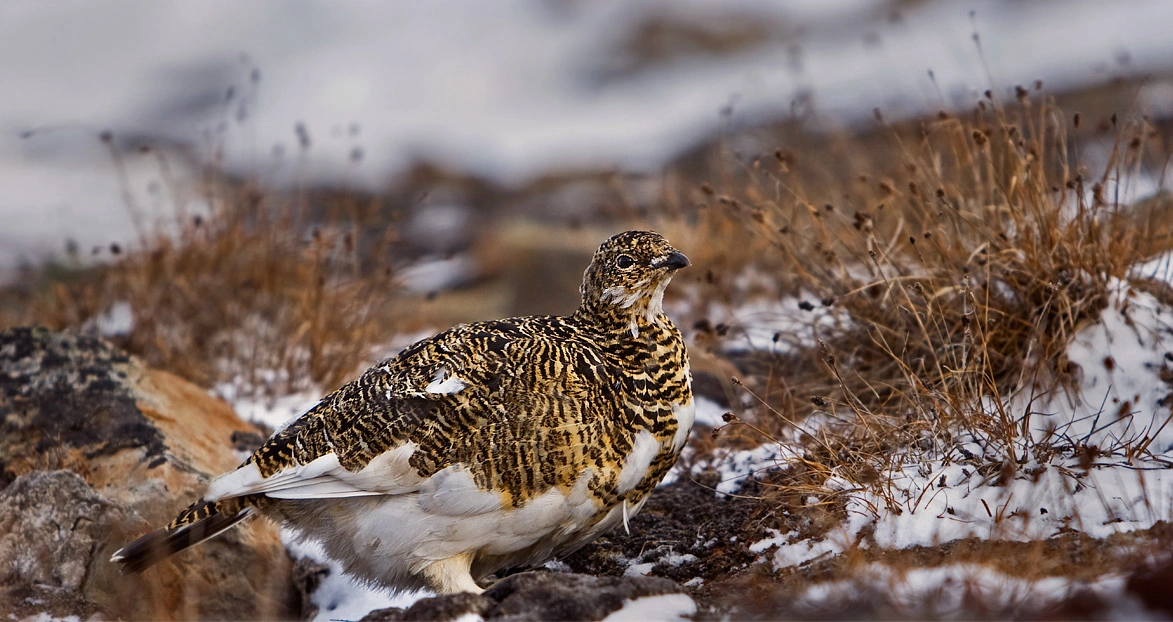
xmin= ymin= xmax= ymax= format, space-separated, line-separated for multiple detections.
xmin=361 ymin=572 xmax=689 ymax=621
xmin=0 ymin=326 xmax=296 ymax=619
xmin=0 ymin=471 xmax=123 ymax=620
xmin=363 ymin=591 xmax=491 ymax=622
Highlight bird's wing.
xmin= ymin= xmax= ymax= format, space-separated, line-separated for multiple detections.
xmin=204 ymin=320 xmax=607 ymax=508
xmin=204 ymin=373 xmax=441 ymax=501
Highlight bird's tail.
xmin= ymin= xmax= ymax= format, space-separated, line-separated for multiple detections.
xmin=110 ymin=496 xmax=255 ymax=574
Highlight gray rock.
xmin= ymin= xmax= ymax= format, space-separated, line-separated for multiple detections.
xmin=0 ymin=470 xmax=123 ymax=619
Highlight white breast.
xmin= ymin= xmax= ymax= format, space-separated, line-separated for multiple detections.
xmin=617 ymin=430 xmax=661 ymax=494
xmin=671 ymin=398 xmax=695 ymax=453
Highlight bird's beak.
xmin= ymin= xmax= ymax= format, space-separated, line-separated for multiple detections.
xmin=660 ymin=251 xmax=691 ymax=270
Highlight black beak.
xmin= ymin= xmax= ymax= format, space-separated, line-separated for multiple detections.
xmin=661 ymin=251 xmax=691 ymax=270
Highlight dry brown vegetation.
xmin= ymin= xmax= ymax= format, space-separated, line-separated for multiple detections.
xmin=685 ymin=87 xmax=1173 ymax=500
xmin=0 ymin=175 xmax=404 ymax=394
xmin=658 ymin=86 xmax=1173 ymax=616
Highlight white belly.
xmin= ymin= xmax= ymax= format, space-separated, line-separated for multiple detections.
xmin=291 ymin=467 xmax=609 ymax=589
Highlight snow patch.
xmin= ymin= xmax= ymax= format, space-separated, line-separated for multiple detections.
xmin=397 ymin=254 xmax=476 ymax=293
xmin=693 ymin=395 xmax=729 ymax=427
xmin=623 ymin=561 xmax=656 ymax=578
xmin=711 ymin=296 xmax=849 ymax=354
xmin=794 ymin=563 xmax=1151 ymax=619
xmin=283 ymin=530 xmax=429 ymax=621
xmin=1021 ymin=279 xmax=1173 ymax=453
xmin=217 ymin=382 xmax=323 ymax=431
xmin=693 ymin=443 xmax=795 ymax=495
xmin=601 ymin=593 xmax=697 ymax=622
xmin=91 ymin=301 xmax=134 ymax=337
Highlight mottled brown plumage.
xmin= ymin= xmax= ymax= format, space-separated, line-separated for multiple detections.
xmin=111 ymin=230 xmax=694 ymax=594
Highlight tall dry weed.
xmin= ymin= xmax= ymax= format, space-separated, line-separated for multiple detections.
xmin=691 ymin=90 xmax=1170 ymax=500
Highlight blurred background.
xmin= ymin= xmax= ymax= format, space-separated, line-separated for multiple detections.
xmin=3 ymin=0 xmax=1170 ymax=283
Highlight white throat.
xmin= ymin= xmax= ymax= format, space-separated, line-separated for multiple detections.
xmin=598 ymin=277 xmax=671 ymax=339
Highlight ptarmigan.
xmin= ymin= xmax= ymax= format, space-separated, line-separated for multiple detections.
xmin=111 ymin=230 xmax=693 ymax=594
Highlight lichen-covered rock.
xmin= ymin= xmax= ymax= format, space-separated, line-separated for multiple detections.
xmin=0 ymin=326 xmax=296 ymax=619
xmin=361 ymin=572 xmax=689 ymax=621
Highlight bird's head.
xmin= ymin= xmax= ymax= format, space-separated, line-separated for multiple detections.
xmin=577 ymin=231 xmax=690 ymax=334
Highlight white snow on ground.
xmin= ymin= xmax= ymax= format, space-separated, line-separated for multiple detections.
xmin=5 ymin=1 xmax=1173 ymax=278
xmin=693 ymin=395 xmax=730 ymax=428
xmin=623 ymin=550 xmax=699 ymax=578
xmin=601 ymin=593 xmax=697 ymax=622
xmin=283 ymin=531 xmax=430 ymax=622
xmin=396 ymin=254 xmax=478 ymax=294
xmin=215 ymin=380 xmax=322 ymax=432
xmin=752 ymin=528 xmax=844 ymax=569
xmin=819 ymin=456 xmax=1173 ymax=554
xmin=687 ymin=442 xmax=794 ymax=495
xmin=1021 ymin=279 xmax=1173 ymax=454
xmin=723 ymin=264 xmax=1173 ymax=612
xmin=793 ymin=564 xmax=1152 ymax=619
xmin=89 ymin=300 xmax=135 ymax=337
xmin=712 ymin=297 xmax=848 ymax=354
xmin=1134 ymin=250 xmax=1173 ymax=285
xmin=18 ymin=615 xmax=81 ymax=622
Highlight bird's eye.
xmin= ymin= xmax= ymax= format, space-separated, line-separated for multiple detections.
xmin=616 ymin=255 xmax=635 ymax=269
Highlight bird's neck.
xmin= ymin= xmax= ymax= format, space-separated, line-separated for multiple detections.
xmin=574 ymin=280 xmax=672 ymax=341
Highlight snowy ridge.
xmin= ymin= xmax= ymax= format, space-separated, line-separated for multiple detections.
xmin=705 ymin=260 xmax=1173 ymax=613
xmin=793 ymin=564 xmax=1148 ymax=618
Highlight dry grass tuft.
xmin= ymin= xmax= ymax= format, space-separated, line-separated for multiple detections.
xmin=684 ymin=91 xmax=1172 ymax=516
xmin=0 ymin=176 xmax=403 ymax=395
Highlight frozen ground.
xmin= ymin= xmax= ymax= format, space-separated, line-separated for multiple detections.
xmin=4 ymin=0 xmax=1173 ymax=279
xmin=685 ymin=258 xmax=1173 ymax=615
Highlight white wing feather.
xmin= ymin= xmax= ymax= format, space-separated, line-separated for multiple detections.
xmin=205 ymin=442 xmax=425 ymax=501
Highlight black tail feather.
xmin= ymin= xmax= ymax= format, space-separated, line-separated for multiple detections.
xmin=111 ymin=498 xmax=254 ymax=574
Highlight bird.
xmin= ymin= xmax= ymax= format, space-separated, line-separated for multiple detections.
xmin=111 ymin=230 xmax=694 ymax=595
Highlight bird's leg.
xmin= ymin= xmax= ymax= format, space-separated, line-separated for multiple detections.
xmin=422 ymin=552 xmax=484 ymax=594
